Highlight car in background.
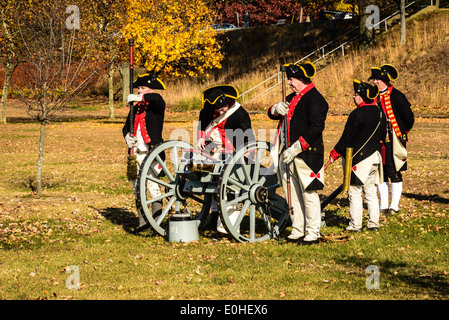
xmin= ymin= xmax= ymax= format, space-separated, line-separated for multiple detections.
xmin=211 ymin=23 xmax=238 ymax=31
xmin=319 ymin=10 xmax=357 ymax=20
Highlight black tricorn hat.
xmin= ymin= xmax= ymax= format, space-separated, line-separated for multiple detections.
xmin=133 ymin=73 xmax=166 ymax=90
xmin=368 ymin=64 xmax=399 ymax=82
xmin=202 ymin=85 xmax=239 ymax=110
xmin=354 ymin=79 xmax=379 ymax=101
xmin=284 ymin=61 xmax=316 ymax=80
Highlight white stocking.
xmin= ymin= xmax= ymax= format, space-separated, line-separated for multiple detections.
xmin=377 ymin=182 xmax=389 ymax=210
xmin=390 ymin=182 xmax=403 ymax=212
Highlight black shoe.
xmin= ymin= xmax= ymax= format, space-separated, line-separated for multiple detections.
xmin=301 ymin=239 xmax=320 ymax=245
xmin=345 ymin=226 xmax=362 ymax=232
xmin=286 ymin=236 xmax=304 ymax=244
xmin=203 ymin=211 xmax=219 ymax=231
xmin=389 ymin=209 xmax=399 ymax=215
xmin=132 ymin=224 xmax=150 ymax=234
xmin=151 ymin=201 xmax=162 ymax=220
xmin=380 ymin=208 xmax=389 ymax=215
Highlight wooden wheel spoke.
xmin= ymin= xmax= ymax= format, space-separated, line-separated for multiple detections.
xmin=227 ymin=176 xmax=250 ymax=192
xmin=252 ymin=147 xmax=262 ymax=182
xmin=147 ymin=175 xmax=173 ymax=189
xmin=156 ymin=154 xmax=174 ymax=182
xmin=145 ymin=190 xmax=173 ymax=206
xmin=217 ymin=141 xmax=288 ymax=242
xmin=135 ymin=141 xmax=212 ymax=236
xmin=156 ymin=196 xmax=176 ymax=225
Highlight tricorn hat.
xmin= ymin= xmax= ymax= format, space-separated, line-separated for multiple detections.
xmin=202 ymin=85 xmax=239 ymax=110
xmin=368 ymin=64 xmax=398 ymax=82
xmin=354 ymin=79 xmax=379 ymax=101
xmin=133 ymin=73 xmax=166 ymax=90
xmin=284 ymin=61 xmax=316 ymax=80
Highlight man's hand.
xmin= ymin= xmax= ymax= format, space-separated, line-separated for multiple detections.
xmin=271 ymin=101 xmax=289 ymax=116
xmin=127 ymin=94 xmax=143 ymax=104
xmin=197 ymin=137 xmax=206 ymax=150
xmin=125 ymin=133 xmax=138 ymax=148
xmin=282 ymin=140 xmax=302 ymax=164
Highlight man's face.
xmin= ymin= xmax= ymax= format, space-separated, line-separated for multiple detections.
xmin=372 ymin=78 xmax=388 ymax=90
xmin=288 ymin=77 xmax=305 ymax=93
xmin=215 ymin=105 xmax=229 ymax=116
xmin=353 ymin=93 xmax=363 ymax=106
xmin=137 ymin=86 xmax=153 ymax=95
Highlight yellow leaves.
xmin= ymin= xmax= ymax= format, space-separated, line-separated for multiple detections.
xmin=121 ymin=0 xmax=223 ymax=77
xmin=334 ymin=1 xmax=358 ymax=14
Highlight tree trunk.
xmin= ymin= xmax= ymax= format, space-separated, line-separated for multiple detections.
xmin=400 ymin=0 xmax=406 ymax=46
xmin=108 ymin=63 xmax=115 ymax=119
xmin=0 ymin=61 xmax=18 ymax=124
xmin=36 ymin=121 xmax=46 ymax=196
xmin=357 ymin=1 xmax=375 ymax=49
xmin=119 ymin=62 xmax=130 ymax=107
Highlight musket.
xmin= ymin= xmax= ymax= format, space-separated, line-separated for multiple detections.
xmin=320 ymin=184 xmax=342 ymax=211
xmin=126 ymin=38 xmax=138 ymax=181
xmin=129 ymin=38 xmax=135 ymax=146
xmin=280 ymin=65 xmax=293 ymax=216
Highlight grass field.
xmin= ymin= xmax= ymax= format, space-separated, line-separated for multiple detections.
xmin=0 ymin=103 xmax=448 ymax=301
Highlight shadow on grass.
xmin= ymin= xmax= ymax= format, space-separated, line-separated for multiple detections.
xmin=403 ymin=192 xmax=449 ymax=204
xmin=333 ymin=255 xmax=449 ymax=298
xmin=90 ymin=206 xmax=139 ymax=234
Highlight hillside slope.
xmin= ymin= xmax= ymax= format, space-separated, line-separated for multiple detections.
xmin=214 ymin=19 xmax=357 ymax=81
xmin=297 ymin=8 xmax=449 ymax=117
xmin=210 ymin=8 xmax=448 ymax=117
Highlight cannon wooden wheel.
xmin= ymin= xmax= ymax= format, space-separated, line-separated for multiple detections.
xmin=135 ymin=140 xmax=212 ymax=236
xmin=217 ymin=141 xmax=288 ymax=242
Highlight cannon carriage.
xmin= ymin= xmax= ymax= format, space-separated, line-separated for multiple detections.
xmin=134 ymin=139 xmax=289 ymax=243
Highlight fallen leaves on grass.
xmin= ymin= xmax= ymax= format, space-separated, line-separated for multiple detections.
xmin=320 ymin=233 xmax=349 ymax=244
xmin=0 ymin=205 xmax=105 ymax=248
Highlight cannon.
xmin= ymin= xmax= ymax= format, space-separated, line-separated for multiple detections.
xmin=134 ymin=140 xmax=289 ymax=243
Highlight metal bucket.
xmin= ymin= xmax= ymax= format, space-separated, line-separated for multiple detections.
xmin=168 ymin=214 xmax=199 ymax=243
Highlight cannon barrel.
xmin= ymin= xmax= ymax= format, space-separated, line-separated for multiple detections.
xmin=186 ymin=160 xmax=216 ymax=173
xmin=135 ymin=140 xmax=289 ymax=243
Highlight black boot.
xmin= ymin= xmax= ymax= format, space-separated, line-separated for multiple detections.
xmin=151 ymin=201 xmax=163 ymax=220
xmin=132 ymin=209 xmax=150 ymax=234
xmin=204 ymin=211 xmax=219 ymax=230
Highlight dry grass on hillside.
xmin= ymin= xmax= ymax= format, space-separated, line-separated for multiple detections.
xmin=315 ymin=9 xmax=449 ymax=116
xmin=161 ymin=9 xmax=449 ymax=117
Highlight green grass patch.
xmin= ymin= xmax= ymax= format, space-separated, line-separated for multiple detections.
xmin=0 ymin=118 xmax=448 ymax=300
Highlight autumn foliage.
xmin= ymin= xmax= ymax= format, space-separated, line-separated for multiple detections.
xmin=121 ymin=0 xmax=223 ymax=77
